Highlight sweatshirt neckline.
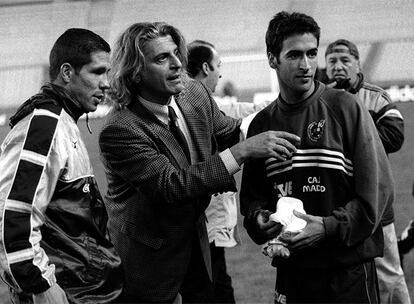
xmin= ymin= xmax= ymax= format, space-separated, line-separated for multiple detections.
xmin=277 ymin=81 xmax=324 ymax=113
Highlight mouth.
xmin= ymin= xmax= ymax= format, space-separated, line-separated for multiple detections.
xmin=167 ymin=74 xmax=181 ymax=82
xmin=297 ymin=75 xmax=312 ymax=81
xmin=93 ymin=95 xmax=105 ymax=104
xmin=333 ymin=73 xmax=347 ymax=79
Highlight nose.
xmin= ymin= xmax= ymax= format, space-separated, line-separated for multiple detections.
xmin=333 ymin=61 xmax=344 ymax=71
xmin=299 ymin=56 xmax=311 ymax=71
xmin=171 ymin=54 xmax=182 ymax=69
xmin=100 ymin=74 xmax=110 ymax=91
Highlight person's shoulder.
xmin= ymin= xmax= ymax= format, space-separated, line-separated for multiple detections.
xmin=182 ymin=78 xmax=211 ymax=99
xmin=361 ymin=81 xmax=387 ymax=95
xmin=255 ymin=100 xmax=275 ymax=117
xmin=185 ymin=78 xmax=204 ymax=90
xmin=26 ymin=97 xmax=64 ymax=131
xmin=179 ymin=78 xmax=217 ymax=114
xmin=249 ymin=100 xmax=276 ymax=128
xmin=101 ymin=105 xmax=135 ymax=129
xmin=322 ymin=85 xmax=359 ymax=109
xmin=360 ymin=81 xmax=392 ymax=103
xmin=320 ymin=86 xmax=365 ymax=125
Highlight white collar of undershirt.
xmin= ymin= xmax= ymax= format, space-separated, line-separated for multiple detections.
xmin=137 ymin=95 xmax=180 ymax=125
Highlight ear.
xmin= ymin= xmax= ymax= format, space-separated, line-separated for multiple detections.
xmin=268 ymin=52 xmax=278 ymax=69
xmin=60 ymin=63 xmax=73 ymax=83
xmin=201 ymin=62 xmax=210 ymax=76
xmin=356 ymin=60 xmax=362 ymax=73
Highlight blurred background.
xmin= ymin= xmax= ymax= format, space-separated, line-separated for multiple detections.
xmin=0 ymin=0 xmax=413 ymax=303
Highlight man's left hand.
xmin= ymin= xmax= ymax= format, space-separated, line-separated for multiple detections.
xmin=279 ymin=210 xmax=325 ymax=251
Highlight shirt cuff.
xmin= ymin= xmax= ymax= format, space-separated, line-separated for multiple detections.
xmin=219 ymin=148 xmax=241 ymax=175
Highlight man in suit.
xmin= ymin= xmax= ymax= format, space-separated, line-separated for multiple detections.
xmin=99 ymin=22 xmax=300 ymax=303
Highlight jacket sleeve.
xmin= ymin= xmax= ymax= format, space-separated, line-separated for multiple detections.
xmin=99 ymin=116 xmax=237 ymax=208
xmin=0 ymin=106 xmax=65 ymax=294
xmin=323 ymin=94 xmax=395 ymax=246
xmin=369 ymin=93 xmax=404 ymax=153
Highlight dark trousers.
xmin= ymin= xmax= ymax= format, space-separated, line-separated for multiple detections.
xmin=180 ymin=236 xmax=214 ymax=303
xmin=210 ymin=242 xmax=235 ymax=304
xmin=275 ymin=260 xmax=380 ymax=303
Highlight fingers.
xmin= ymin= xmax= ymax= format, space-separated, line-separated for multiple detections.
xmin=267 ymin=131 xmax=300 ymax=159
xmin=244 ymin=130 xmax=301 ymax=160
xmin=263 ymin=222 xmax=283 ymax=238
xmin=279 ymin=231 xmax=301 ymax=244
xmin=256 ymin=210 xmax=271 ymax=225
xmin=269 ymin=132 xmax=300 ymax=151
xmin=274 ymin=137 xmax=298 ymax=154
xmin=257 ymin=217 xmax=276 ymax=230
xmin=256 ymin=210 xmax=283 ymax=239
xmin=292 ymin=210 xmax=308 ymax=220
xmin=272 ymin=131 xmax=301 ymax=145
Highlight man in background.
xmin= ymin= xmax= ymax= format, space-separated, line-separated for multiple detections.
xmin=187 ymin=40 xmax=271 ymax=124
xmin=325 ymin=39 xmax=410 ymax=304
xmin=241 ymin=11 xmax=394 ymax=303
xmin=99 ymin=22 xmax=300 ymax=303
xmin=187 ymin=39 xmax=238 ymax=303
xmin=0 ymin=28 xmax=123 ymax=304
xmin=187 ymin=40 xmax=278 ymax=303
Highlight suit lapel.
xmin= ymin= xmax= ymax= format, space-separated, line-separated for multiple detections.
xmin=128 ymin=101 xmax=190 ymax=167
xmin=175 ymin=93 xmax=210 ymax=162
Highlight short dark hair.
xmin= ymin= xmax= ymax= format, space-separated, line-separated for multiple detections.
xmin=325 ymin=39 xmax=360 ymax=60
xmin=187 ymin=40 xmax=215 ymax=78
xmin=266 ymin=11 xmax=320 ymax=60
xmin=49 ymin=28 xmax=110 ymax=81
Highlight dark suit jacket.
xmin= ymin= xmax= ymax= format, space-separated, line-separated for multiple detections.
xmin=99 ymin=80 xmax=241 ymax=301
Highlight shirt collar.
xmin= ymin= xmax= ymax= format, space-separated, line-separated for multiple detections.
xmin=137 ymin=95 xmax=181 ymax=125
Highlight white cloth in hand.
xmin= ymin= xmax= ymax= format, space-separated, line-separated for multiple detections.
xmin=262 ymin=197 xmax=306 ymax=258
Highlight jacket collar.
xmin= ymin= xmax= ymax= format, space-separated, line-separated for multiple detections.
xmin=348 ymin=72 xmax=364 ymax=94
xmin=42 ymin=83 xmax=85 ymax=121
xmin=10 ymin=83 xmax=85 ymax=127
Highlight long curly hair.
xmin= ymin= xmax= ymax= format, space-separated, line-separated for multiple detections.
xmin=109 ymin=22 xmax=188 ymax=108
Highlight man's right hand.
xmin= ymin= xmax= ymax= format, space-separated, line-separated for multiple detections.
xmin=230 ymin=130 xmax=300 ymax=164
xmin=254 ymin=209 xmax=283 ymax=240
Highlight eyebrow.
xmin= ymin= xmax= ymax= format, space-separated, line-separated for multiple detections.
xmin=286 ymin=48 xmax=318 ymax=56
xmin=328 ymin=54 xmax=352 ymax=60
xmin=153 ymin=48 xmax=179 ymax=60
xmin=286 ymin=50 xmax=303 ymax=56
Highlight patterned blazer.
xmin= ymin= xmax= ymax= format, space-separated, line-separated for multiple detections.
xmin=99 ymin=80 xmax=241 ymax=301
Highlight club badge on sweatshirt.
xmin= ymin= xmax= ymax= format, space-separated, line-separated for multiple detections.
xmin=307 ymin=119 xmax=326 ymax=142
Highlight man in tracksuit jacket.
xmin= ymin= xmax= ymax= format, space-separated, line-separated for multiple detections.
xmin=240 ymin=11 xmax=394 ymax=303
xmin=0 ymin=29 xmax=122 ymax=303
xmin=325 ymin=38 xmax=410 ymax=304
